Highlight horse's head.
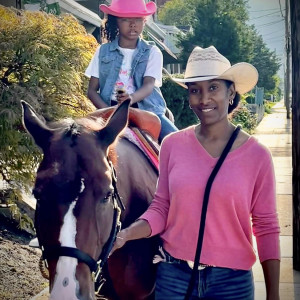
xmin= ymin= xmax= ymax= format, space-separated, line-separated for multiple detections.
xmin=22 ymin=100 xmax=130 ymax=300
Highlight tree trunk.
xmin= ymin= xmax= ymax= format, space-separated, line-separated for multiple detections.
xmin=290 ymin=0 xmax=300 ymax=271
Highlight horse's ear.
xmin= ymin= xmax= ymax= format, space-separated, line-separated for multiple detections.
xmin=97 ymin=99 xmax=130 ymax=148
xmin=21 ymin=101 xmax=53 ymax=151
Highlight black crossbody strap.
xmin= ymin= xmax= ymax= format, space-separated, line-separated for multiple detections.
xmin=184 ymin=125 xmax=241 ymax=300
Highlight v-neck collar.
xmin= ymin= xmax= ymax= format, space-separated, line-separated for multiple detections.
xmin=190 ymin=125 xmax=253 ymax=160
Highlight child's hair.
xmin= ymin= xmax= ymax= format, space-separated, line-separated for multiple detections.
xmin=101 ymin=15 xmax=119 ymax=43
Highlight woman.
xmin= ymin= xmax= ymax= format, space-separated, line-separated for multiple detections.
xmin=111 ymin=46 xmax=280 ymax=299
xmin=85 ymin=0 xmax=177 ymax=142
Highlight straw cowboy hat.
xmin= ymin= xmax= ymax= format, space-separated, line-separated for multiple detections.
xmin=173 ymin=46 xmax=258 ymax=94
xmin=100 ymin=0 xmax=157 ymax=18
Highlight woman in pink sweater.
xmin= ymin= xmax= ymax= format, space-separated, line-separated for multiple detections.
xmin=111 ymin=46 xmax=280 ymax=300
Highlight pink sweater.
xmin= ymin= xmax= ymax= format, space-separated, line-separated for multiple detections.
xmin=140 ymin=126 xmax=280 ymax=270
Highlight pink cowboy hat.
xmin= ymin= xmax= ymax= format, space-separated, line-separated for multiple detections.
xmin=100 ymin=0 xmax=157 ymax=18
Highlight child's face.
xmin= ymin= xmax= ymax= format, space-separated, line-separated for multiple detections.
xmin=117 ymin=17 xmax=145 ymax=40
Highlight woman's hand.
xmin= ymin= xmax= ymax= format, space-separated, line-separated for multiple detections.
xmin=109 ymin=220 xmax=152 ymax=257
xmin=110 ymin=229 xmax=129 ymax=256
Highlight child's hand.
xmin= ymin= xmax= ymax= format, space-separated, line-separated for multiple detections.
xmin=116 ymin=88 xmax=133 ymax=105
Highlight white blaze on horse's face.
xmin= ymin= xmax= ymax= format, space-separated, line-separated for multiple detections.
xmin=50 ymin=201 xmax=79 ymax=300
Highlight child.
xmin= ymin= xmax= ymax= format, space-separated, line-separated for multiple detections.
xmin=85 ymin=0 xmax=178 ymax=142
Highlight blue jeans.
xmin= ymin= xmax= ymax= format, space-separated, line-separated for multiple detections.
xmin=155 ymin=259 xmax=254 ymax=299
xmin=157 ymin=114 xmax=178 ymax=142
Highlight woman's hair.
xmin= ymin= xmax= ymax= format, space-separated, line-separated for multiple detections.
xmin=224 ymin=80 xmax=240 ymax=114
xmin=101 ymin=15 xmax=119 ymax=43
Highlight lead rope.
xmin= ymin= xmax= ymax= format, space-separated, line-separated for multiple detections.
xmin=184 ymin=125 xmax=241 ymax=300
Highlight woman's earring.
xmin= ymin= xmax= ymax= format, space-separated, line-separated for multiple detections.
xmin=229 ymin=98 xmax=233 ymax=105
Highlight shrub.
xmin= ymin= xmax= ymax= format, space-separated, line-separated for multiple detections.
xmin=230 ymin=105 xmax=257 ymax=134
xmin=245 ymin=93 xmax=255 ymax=104
xmin=161 ymin=75 xmax=198 ymax=129
xmin=263 ymin=100 xmax=275 ymax=114
xmin=0 ymin=6 xmax=98 ymax=213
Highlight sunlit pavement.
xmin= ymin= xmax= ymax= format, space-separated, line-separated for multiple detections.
xmin=253 ymin=100 xmax=300 ymax=299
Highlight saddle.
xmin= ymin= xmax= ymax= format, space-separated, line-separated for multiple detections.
xmin=88 ymin=107 xmax=160 ymax=170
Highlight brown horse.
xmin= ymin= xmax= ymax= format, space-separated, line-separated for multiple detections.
xmin=22 ymin=100 xmax=159 ymax=300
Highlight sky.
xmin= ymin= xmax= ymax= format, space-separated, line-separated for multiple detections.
xmin=247 ymin=0 xmax=286 ymax=79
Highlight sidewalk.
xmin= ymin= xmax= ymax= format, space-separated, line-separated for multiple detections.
xmin=252 ymin=100 xmax=300 ymax=299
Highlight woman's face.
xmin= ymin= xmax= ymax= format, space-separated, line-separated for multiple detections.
xmin=117 ymin=17 xmax=145 ymax=41
xmin=188 ymin=79 xmax=235 ymax=126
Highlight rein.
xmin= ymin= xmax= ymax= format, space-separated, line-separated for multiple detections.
xmin=40 ymin=158 xmax=125 ymax=282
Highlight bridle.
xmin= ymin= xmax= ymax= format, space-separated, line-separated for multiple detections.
xmin=38 ymin=158 xmax=125 ymax=283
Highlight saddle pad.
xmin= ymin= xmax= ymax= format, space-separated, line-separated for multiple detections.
xmin=123 ymin=128 xmax=159 ymax=171
xmin=131 ymin=127 xmax=159 ymax=158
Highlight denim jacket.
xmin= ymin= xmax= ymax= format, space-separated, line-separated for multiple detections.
xmin=98 ymin=37 xmax=166 ymax=115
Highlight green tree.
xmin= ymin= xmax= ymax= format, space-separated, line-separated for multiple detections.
xmin=158 ymin=0 xmax=197 ymax=26
xmin=0 ymin=6 xmax=98 ymax=198
xmin=177 ymin=0 xmax=253 ymax=64
xmin=159 ymin=0 xmax=281 ymax=124
xmin=249 ymin=32 xmax=281 ymax=92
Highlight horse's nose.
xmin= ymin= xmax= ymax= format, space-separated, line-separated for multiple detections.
xmin=50 ymin=279 xmax=96 ymax=300
xmin=78 ymin=292 xmax=96 ymax=300
xmin=49 ymin=284 xmax=79 ymax=300
xmin=49 ymin=266 xmax=80 ymax=300
xmin=50 ymin=290 xmax=96 ymax=300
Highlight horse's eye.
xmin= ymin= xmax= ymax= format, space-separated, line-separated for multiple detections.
xmin=101 ymin=191 xmax=112 ymax=203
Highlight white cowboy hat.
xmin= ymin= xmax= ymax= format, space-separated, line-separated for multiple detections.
xmin=173 ymin=46 xmax=258 ymax=94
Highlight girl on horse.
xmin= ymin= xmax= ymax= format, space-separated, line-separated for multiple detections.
xmin=85 ymin=0 xmax=178 ymax=142
xmin=111 ymin=46 xmax=280 ymax=300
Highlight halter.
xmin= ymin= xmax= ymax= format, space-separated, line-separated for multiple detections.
xmin=39 ymin=158 xmax=125 ymax=283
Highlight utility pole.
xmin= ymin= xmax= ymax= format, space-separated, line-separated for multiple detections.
xmin=290 ymin=0 xmax=300 ymax=271
xmin=16 ymin=0 xmax=22 ymax=9
xmin=285 ymin=0 xmax=291 ymax=119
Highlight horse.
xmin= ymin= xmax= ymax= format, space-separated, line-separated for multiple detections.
xmin=22 ymin=99 xmax=160 ymax=300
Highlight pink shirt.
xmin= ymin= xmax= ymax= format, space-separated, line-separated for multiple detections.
xmin=140 ymin=126 xmax=280 ymax=270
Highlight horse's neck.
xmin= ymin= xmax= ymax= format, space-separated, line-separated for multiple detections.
xmin=115 ymin=138 xmax=158 ymax=224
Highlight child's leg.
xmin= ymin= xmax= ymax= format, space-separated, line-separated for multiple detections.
xmin=157 ymin=114 xmax=178 ymax=143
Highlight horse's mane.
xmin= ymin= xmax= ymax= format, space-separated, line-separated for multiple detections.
xmin=48 ymin=116 xmax=118 ymax=164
